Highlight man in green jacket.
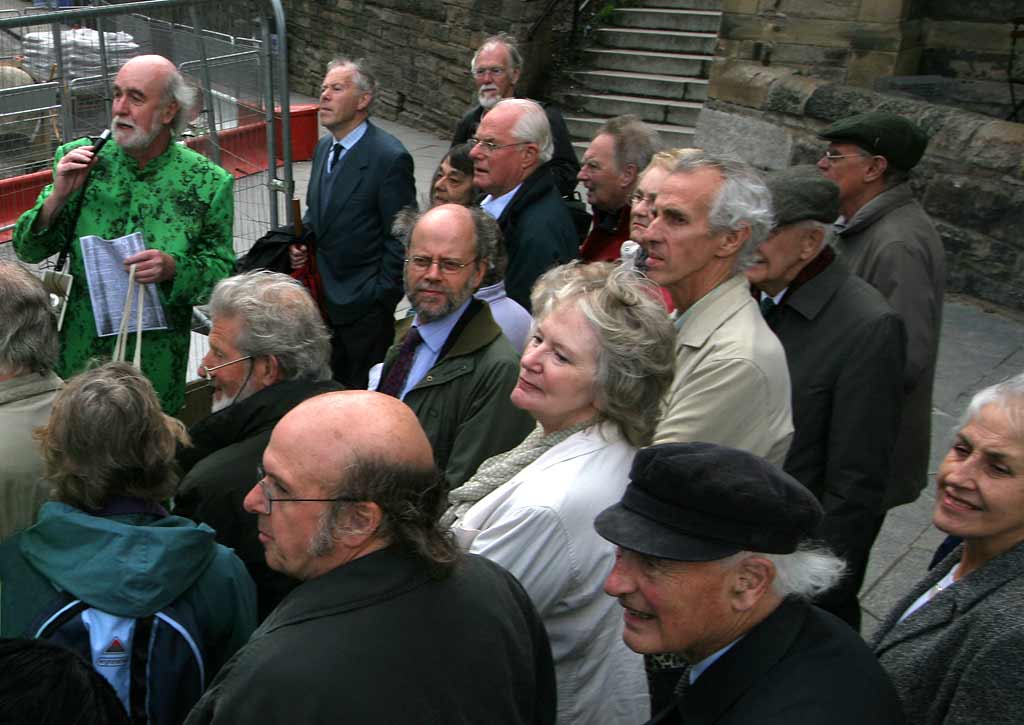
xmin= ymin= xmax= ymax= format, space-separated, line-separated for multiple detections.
xmin=13 ymin=54 xmax=234 ymax=414
xmin=373 ymin=204 xmax=533 ymax=487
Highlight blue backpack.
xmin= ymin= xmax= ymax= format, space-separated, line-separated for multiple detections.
xmin=33 ymin=594 xmax=206 ymax=724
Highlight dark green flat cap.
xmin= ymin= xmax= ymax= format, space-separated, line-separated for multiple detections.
xmin=818 ymin=111 xmax=928 ymax=171
xmin=765 ymin=165 xmax=840 ymax=228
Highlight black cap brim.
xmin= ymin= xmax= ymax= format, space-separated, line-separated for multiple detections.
xmin=594 ymin=504 xmax=741 ymax=562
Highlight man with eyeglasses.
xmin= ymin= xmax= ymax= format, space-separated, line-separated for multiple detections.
xmin=817 ymin=111 xmax=946 ymax=511
xmin=577 ymin=115 xmax=661 ymax=262
xmin=451 ymin=33 xmax=580 ymax=197
xmin=185 ymin=391 xmax=557 ymax=724
xmin=370 ymin=204 xmax=533 ymax=487
xmin=470 ymin=98 xmax=578 ymax=310
xmin=175 ymin=271 xmax=341 ymax=619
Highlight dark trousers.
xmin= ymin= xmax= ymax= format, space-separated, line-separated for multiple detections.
xmin=814 ymin=513 xmax=886 ymax=631
xmin=329 ymin=305 xmax=396 ymax=390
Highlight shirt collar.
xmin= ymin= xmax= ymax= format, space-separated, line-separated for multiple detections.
xmin=334 ymin=120 xmax=368 ymax=151
xmin=480 ymin=183 xmax=522 ymax=219
xmin=412 ymin=297 xmax=473 ymax=353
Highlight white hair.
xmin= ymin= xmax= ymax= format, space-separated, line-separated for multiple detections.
xmin=724 ymin=543 xmax=846 ymax=599
xmin=497 ymin=98 xmax=553 ymax=164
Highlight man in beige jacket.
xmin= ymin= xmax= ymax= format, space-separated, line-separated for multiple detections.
xmin=638 ymin=151 xmax=792 ymax=466
xmin=0 ymin=260 xmax=63 ymax=540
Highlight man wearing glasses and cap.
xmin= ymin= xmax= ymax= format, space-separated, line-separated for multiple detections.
xmin=817 ymin=111 xmax=946 ymax=514
xmin=595 ymin=442 xmax=905 ymax=724
xmin=747 ymin=166 xmax=907 ymax=631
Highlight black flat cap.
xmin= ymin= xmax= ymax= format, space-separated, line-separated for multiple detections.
xmin=594 ymin=442 xmax=823 ymax=561
xmin=818 ymin=111 xmax=928 ymax=171
xmin=765 ymin=166 xmax=840 ymax=228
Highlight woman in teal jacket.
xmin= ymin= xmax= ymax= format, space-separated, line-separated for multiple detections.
xmin=0 ymin=362 xmax=256 ymax=724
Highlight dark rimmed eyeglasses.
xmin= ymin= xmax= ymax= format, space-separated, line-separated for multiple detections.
xmin=404 ymin=255 xmax=478 ymax=275
xmin=255 ymin=465 xmax=360 ymax=514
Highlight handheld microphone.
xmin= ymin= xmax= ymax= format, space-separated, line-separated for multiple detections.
xmin=91 ymin=128 xmax=112 ymax=155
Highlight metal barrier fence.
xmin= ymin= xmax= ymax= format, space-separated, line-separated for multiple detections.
xmin=0 ymin=0 xmax=296 ymax=254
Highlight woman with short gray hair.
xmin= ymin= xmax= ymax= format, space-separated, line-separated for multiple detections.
xmin=448 ymin=261 xmax=675 ymax=724
xmin=873 ymin=372 xmax=1024 ymax=724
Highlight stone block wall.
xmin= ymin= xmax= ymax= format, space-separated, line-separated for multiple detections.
xmin=281 ymin=0 xmax=573 ymax=136
xmin=695 ymin=62 xmax=1024 ymax=310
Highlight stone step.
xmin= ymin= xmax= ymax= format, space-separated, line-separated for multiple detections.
xmin=594 ymin=27 xmax=717 ymax=55
xmin=566 ymin=115 xmax=696 ymax=149
xmin=582 ymin=48 xmax=713 ymax=77
xmin=639 ymin=0 xmax=723 ymax=9
xmin=611 ymin=8 xmax=722 ymax=34
xmin=569 ymin=69 xmax=708 ymax=102
xmin=561 ymin=91 xmax=703 ymax=127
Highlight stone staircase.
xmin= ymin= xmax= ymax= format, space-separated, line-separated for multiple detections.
xmin=556 ymin=0 xmax=723 ymax=153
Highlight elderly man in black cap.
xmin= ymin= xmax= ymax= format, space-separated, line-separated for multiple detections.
xmin=817 ymin=112 xmax=946 ymax=514
xmin=747 ymin=167 xmax=907 ymax=630
xmin=595 ymin=442 xmax=906 ymax=725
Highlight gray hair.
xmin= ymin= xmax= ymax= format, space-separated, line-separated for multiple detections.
xmin=497 ymin=98 xmax=553 ymax=165
xmin=392 ymin=204 xmax=500 ymax=267
xmin=38 ymin=362 xmax=189 ymax=510
xmin=961 ymin=372 xmax=1024 ymax=441
xmin=163 ymin=68 xmax=196 ymax=136
xmin=209 ymin=271 xmax=332 ymax=383
xmin=670 ymin=151 xmax=775 ymax=271
xmin=471 ymin=33 xmax=523 ymax=74
xmin=0 ymin=259 xmax=59 ymax=376
xmin=724 ymin=543 xmax=845 ymax=599
xmin=530 ymin=262 xmax=676 ymax=446
xmin=317 ymin=455 xmax=459 ymax=577
xmin=597 ymin=115 xmax=662 ymax=175
xmin=327 ymin=56 xmax=378 ymax=112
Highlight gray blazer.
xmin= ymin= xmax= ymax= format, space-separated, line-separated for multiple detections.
xmin=872 ymin=541 xmax=1024 ymax=724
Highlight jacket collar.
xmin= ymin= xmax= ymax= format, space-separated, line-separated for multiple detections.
xmin=776 ymin=249 xmax=847 ymax=322
xmin=874 ymin=540 xmax=1024 ymax=654
xmin=681 ymin=598 xmax=809 ymax=724
xmin=257 ymin=546 xmax=433 ymax=636
xmin=0 ymin=370 xmax=63 ymax=405
xmin=839 ymin=183 xmax=915 ymax=236
xmin=677 ymin=275 xmax=753 ymax=349
xmin=497 ymin=165 xmax=559 ymax=226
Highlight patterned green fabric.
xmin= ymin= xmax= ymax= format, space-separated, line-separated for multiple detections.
xmin=13 ymin=139 xmax=234 ymax=414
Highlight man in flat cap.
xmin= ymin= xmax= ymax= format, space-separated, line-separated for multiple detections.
xmin=747 ymin=167 xmax=907 ymax=630
xmin=817 ymin=111 xmax=946 ymax=511
xmin=595 ymin=442 xmax=905 ymax=724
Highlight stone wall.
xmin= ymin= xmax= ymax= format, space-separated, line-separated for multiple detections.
xmin=281 ymin=0 xmax=573 ymax=136
xmin=695 ymin=63 xmax=1024 ymax=310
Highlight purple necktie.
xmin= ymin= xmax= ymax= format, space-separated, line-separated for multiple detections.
xmin=377 ymin=326 xmax=423 ymax=398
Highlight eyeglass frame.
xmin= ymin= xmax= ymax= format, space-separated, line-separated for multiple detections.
xmin=629 ymin=189 xmax=657 ymax=207
xmin=404 ymin=255 xmax=480 ymax=275
xmin=471 ymin=66 xmax=507 ymax=78
xmin=199 ymin=354 xmax=252 ymax=377
xmin=468 ymin=137 xmax=529 ymax=156
xmin=820 ymin=150 xmax=871 ymax=165
xmin=255 ymin=465 xmax=361 ymax=514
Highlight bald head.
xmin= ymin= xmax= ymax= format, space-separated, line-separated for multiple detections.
xmin=279 ymin=391 xmax=434 ymax=479
xmin=111 ymin=55 xmax=195 ymax=161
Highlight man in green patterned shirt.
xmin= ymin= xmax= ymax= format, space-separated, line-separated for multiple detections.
xmin=14 ymin=55 xmax=234 ymax=414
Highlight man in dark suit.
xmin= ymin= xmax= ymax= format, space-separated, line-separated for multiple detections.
xmin=595 ymin=443 xmax=905 ymax=725
xmin=747 ymin=167 xmax=906 ymax=630
xmin=290 ymin=57 xmax=415 ymax=389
